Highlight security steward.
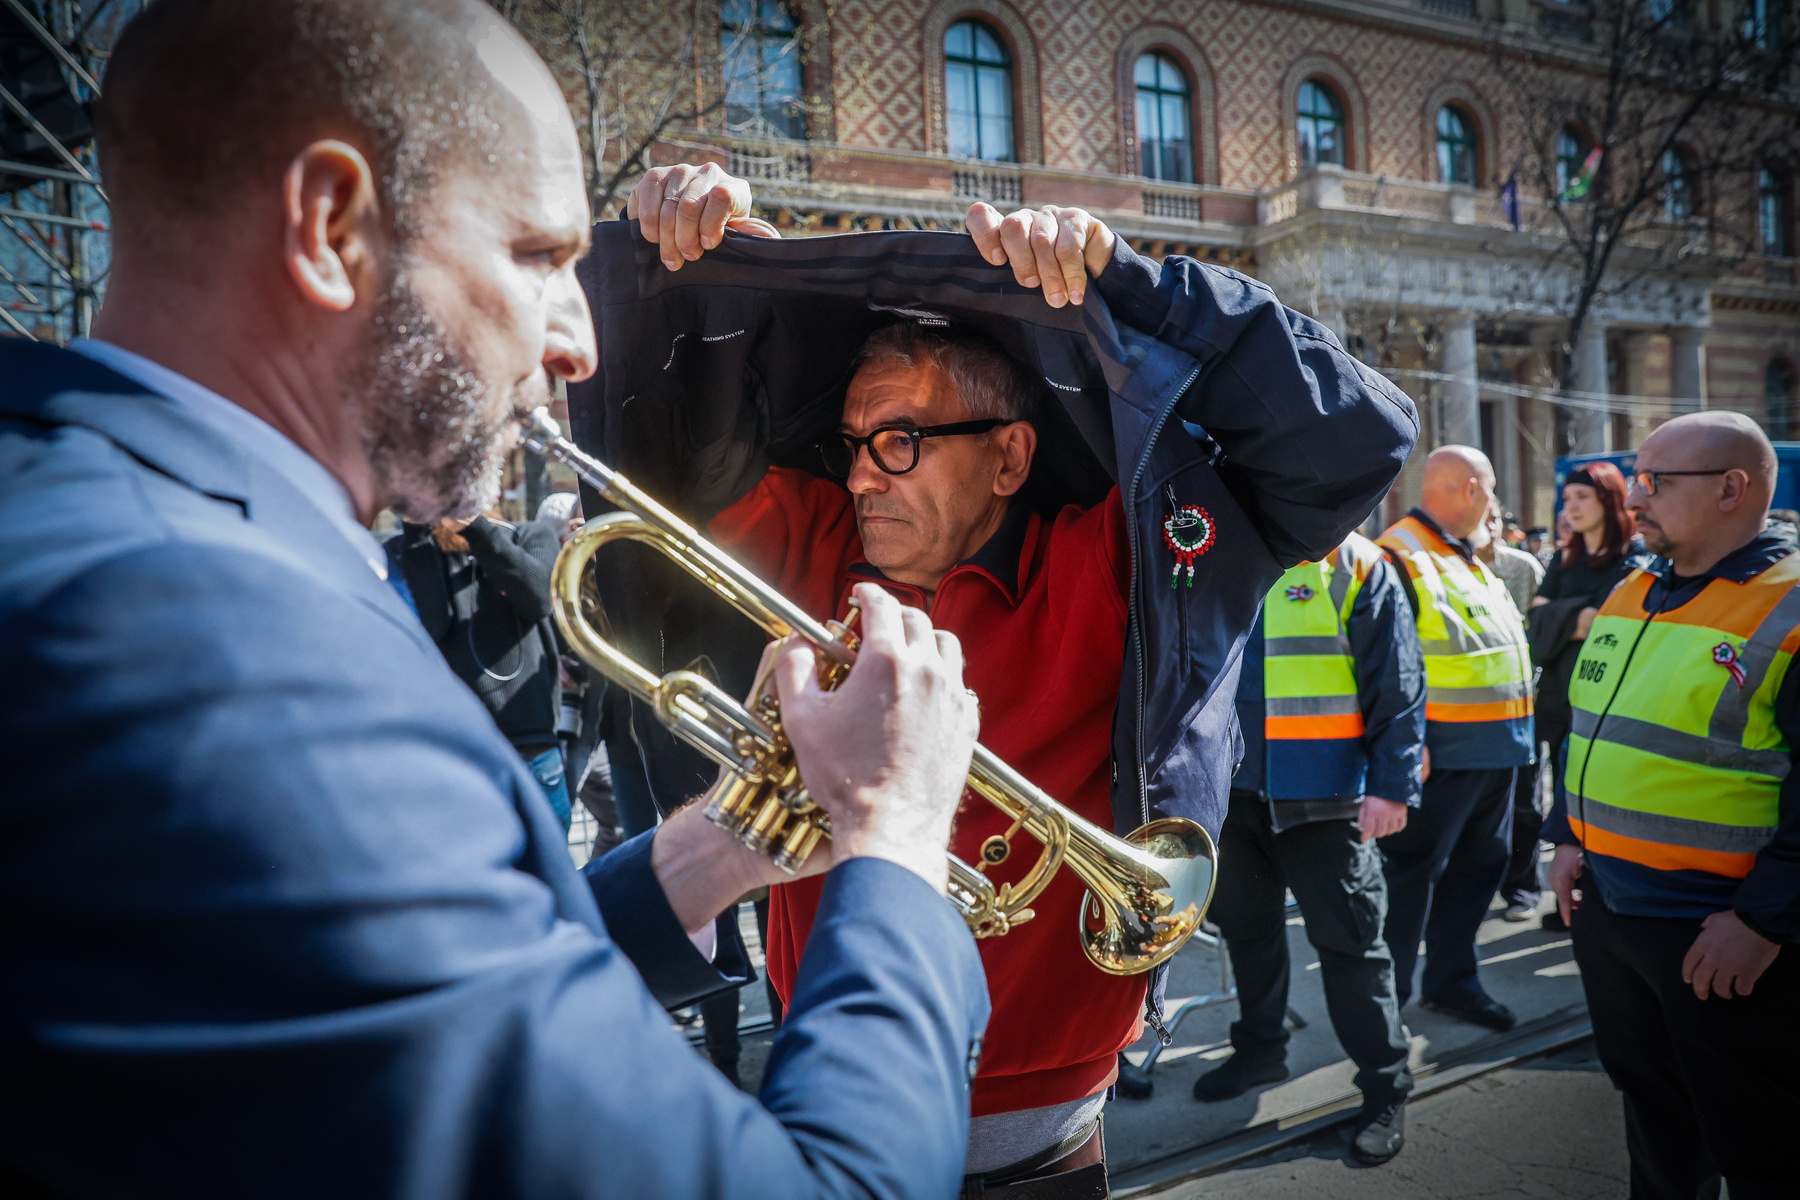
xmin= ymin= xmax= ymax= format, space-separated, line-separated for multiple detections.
xmin=1379 ymin=446 xmax=1535 ymax=1031
xmin=1196 ymin=531 xmax=1426 ymax=1165
xmin=1547 ymin=412 xmax=1798 ymax=1200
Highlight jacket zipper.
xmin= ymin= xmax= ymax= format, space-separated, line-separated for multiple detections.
xmin=1124 ymin=359 xmax=1204 ymax=1037
xmin=1125 ymin=360 xmax=1205 ymax=828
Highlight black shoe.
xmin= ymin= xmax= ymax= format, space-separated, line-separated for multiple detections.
xmin=1192 ymin=1054 xmax=1288 ymax=1102
xmin=1539 ymin=908 xmax=1568 ymax=932
xmin=1420 ymin=991 xmax=1516 ymax=1032
xmin=1115 ymin=1052 xmax=1154 ymax=1099
xmin=1349 ymin=1099 xmax=1406 ymax=1164
xmin=713 ymin=1058 xmax=742 ymax=1089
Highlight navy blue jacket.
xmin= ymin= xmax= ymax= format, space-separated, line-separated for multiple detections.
xmin=0 ymin=339 xmax=989 ymax=1198
xmin=566 ymin=224 xmax=1420 ymax=845
xmin=1546 ymin=531 xmax=1800 ymax=944
xmin=1234 ymin=550 xmax=1427 ymax=827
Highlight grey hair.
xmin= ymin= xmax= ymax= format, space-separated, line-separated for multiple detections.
xmin=854 ymin=324 xmax=1039 ymax=424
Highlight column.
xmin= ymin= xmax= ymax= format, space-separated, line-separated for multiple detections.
xmin=1494 ymin=390 xmax=1523 ymax=516
xmin=1439 ymin=313 xmax=1481 ymax=450
xmin=1670 ymin=326 xmax=1708 ymax=414
xmin=1312 ymin=303 xmax=1347 ymax=346
xmin=1620 ymin=332 xmax=1654 ymax=449
xmin=1569 ymin=320 xmax=1609 ymax=454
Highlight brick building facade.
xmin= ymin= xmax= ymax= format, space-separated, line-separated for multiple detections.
xmin=552 ymin=0 xmax=1800 ymax=527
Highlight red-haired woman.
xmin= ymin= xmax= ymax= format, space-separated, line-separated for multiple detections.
xmin=1509 ymin=462 xmax=1649 ymax=925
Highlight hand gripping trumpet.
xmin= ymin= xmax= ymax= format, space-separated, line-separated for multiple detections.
xmin=519 ymin=408 xmax=1216 ymax=974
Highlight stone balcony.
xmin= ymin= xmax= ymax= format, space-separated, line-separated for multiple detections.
xmin=670 ymin=133 xmax=1257 ymax=254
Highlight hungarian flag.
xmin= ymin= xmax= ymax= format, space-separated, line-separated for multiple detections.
xmin=1562 ymin=146 xmax=1603 ymax=202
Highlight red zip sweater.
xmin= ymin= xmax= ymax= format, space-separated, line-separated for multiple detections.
xmin=709 ymin=465 xmax=1139 ymax=1116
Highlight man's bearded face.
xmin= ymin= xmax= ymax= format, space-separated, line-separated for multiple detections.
xmin=357 ymin=261 xmax=520 ymax=523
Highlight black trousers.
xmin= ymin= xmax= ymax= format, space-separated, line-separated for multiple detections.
xmin=1573 ymin=886 xmax=1799 ymax=1200
xmin=1503 ymin=720 xmax=1567 ymax=906
xmin=1209 ymin=790 xmax=1412 ymax=1103
xmin=1380 ymin=766 xmax=1515 ymax=1006
xmin=701 ymin=898 xmax=780 ymax=1072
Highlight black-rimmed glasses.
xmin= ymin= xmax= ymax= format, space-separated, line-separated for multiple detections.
xmin=819 ymin=420 xmax=1008 ymax=477
xmin=1630 ymin=469 xmax=1731 ymax=496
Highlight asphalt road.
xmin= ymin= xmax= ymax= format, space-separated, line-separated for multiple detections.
xmin=1151 ymin=1042 xmax=1628 ymax=1199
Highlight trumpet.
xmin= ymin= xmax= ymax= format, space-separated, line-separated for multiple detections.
xmin=519 ymin=408 xmax=1215 ymax=975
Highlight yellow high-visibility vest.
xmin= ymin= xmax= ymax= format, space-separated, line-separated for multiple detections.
xmin=1259 ymin=533 xmax=1384 ymax=798
xmin=1263 ymin=534 xmax=1379 ymax=743
xmin=1379 ymin=513 xmax=1533 ymax=766
xmin=1565 ymin=555 xmax=1799 ymax=879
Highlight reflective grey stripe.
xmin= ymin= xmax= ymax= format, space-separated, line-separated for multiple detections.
xmin=1427 ymin=679 xmax=1533 ymax=705
xmin=1328 ymin=554 xmax=1356 ymax=619
xmin=1420 ymin=627 xmax=1528 ymax=656
xmin=1710 ymin=570 xmax=1800 ymax=742
xmin=1569 ymin=794 xmax=1778 ymax=855
xmin=1267 ymin=694 xmax=1361 ymax=716
xmin=1570 ymin=710 xmax=1790 ymax=778
xmin=1264 ymin=635 xmax=1352 ymax=657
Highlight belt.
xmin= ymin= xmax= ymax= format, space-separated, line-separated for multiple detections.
xmin=961 ymin=1117 xmax=1108 ymax=1200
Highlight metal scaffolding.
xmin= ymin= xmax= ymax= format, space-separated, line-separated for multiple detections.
xmin=0 ymin=0 xmax=137 ymax=343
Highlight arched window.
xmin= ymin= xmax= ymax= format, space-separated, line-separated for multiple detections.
xmin=1761 ymin=166 xmax=1790 ymax=257
xmin=945 ymin=20 xmax=1014 ymax=162
xmin=1744 ymin=0 xmax=1783 ymax=47
xmin=1663 ymin=147 xmax=1696 ymax=220
xmin=1556 ymin=126 xmax=1591 ymax=198
xmin=1296 ymin=80 xmax=1345 ymax=169
xmin=1135 ymin=52 xmax=1193 ymax=183
xmin=1436 ymin=106 xmax=1477 ymax=185
xmin=1767 ymin=359 xmax=1794 ymax=440
xmin=721 ymin=0 xmax=805 ymax=139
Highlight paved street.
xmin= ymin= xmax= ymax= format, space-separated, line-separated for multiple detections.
xmin=1105 ymin=866 xmax=1587 ymax=1173
xmin=1152 ymin=1043 xmax=1627 ymax=1199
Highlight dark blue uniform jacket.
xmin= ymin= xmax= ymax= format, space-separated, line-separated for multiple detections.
xmin=0 ymin=339 xmax=990 ymax=1198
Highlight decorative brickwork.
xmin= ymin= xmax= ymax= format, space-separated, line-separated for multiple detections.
xmin=823 ymin=0 xmax=1518 ymax=190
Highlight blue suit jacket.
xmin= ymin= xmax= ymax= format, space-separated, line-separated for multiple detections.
xmin=0 ymin=339 xmax=989 ymax=1198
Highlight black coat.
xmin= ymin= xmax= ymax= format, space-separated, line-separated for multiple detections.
xmin=1529 ymin=536 xmax=1651 ymax=726
xmin=390 ymin=516 xmax=562 ymax=752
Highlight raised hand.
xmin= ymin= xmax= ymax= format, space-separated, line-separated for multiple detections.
xmin=964 ymin=202 xmax=1116 ymax=309
xmin=626 ymin=163 xmax=779 ymax=272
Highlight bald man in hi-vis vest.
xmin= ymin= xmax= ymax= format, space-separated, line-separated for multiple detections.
xmin=1546 ymin=412 xmax=1798 ymax=1200
xmin=1378 ymin=447 xmax=1536 ymax=1033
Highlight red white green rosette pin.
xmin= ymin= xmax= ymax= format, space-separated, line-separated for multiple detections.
xmin=1162 ymin=485 xmax=1216 ymax=588
xmin=1713 ymin=641 xmax=1747 ymax=690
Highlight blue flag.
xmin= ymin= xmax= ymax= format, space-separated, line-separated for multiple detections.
xmin=1501 ymin=173 xmax=1521 ymax=231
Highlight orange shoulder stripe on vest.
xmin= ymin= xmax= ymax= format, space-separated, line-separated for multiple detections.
xmin=1569 ymin=819 xmax=1758 ymax=879
xmin=1598 ymin=570 xmax=1654 ymax=617
xmin=1610 ymin=555 xmax=1800 ymax=636
xmin=1265 ymin=713 xmax=1366 ymax=740
xmin=1425 ymin=697 xmax=1532 ymax=723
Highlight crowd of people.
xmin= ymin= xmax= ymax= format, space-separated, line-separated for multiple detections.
xmin=1 ymin=3 xmax=1793 ymax=1199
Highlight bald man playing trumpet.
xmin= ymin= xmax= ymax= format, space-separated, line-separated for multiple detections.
xmin=1545 ymin=412 xmax=1798 ymax=1200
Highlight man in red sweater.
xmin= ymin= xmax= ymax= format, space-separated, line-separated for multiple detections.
xmin=709 ymin=318 xmax=1134 ymax=1184
xmin=606 ymin=164 xmax=1418 ymax=1195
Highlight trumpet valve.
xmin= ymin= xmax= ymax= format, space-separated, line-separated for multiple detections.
xmin=739 ymin=793 xmax=790 ymax=854
xmin=773 ymin=819 xmax=826 ymax=874
xmin=705 ymin=775 xmax=762 ymax=836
